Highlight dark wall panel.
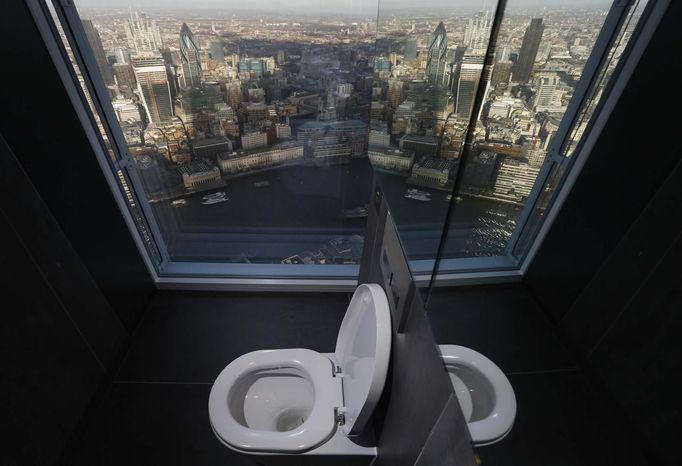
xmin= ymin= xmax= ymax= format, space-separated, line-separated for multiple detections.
xmin=524 ymin=6 xmax=682 ymax=464
xmin=587 ymin=232 xmax=682 ymax=466
xmin=554 ymin=157 xmax=682 ymax=466
xmin=0 ymin=134 xmax=128 ymax=368
xmin=560 ymin=158 xmax=682 ymax=355
xmin=0 ymin=211 xmax=106 ymax=466
xmin=525 ymin=2 xmax=682 ymax=322
xmin=0 ymin=3 xmax=154 ymax=330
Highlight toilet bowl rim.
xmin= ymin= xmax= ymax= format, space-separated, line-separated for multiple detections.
xmin=208 ymin=348 xmax=340 ymax=453
xmin=438 ymin=344 xmax=517 ymax=444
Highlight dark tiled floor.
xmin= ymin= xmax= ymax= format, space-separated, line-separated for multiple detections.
xmin=427 ymin=284 xmax=659 ymax=466
xmin=116 ymin=291 xmax=351 ymax=383
xmin=64 ymin=285 xmax=659 ymax=466
xmin=64 ymin=382 xmax=253 ymax=466
xmin=62 ymin=291 xmax=368 ymax=466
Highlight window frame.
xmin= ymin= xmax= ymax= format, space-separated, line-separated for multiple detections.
xmin=26 ymin=0 xmax=670 ymax=290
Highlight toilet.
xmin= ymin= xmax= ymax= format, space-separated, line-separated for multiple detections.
xmin=208 ymin=283 xmax=391 ymax=458
xmin=439 ymin=345 xmax=516 ymax=446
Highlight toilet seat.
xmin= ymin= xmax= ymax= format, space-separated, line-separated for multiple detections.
xmin=439 ymin=345 xmax=516 ymax=446
xmin=208 ymin=284 xmax=391 ymax=455
xmin=208 ymin=348 xmax=342 ymax=453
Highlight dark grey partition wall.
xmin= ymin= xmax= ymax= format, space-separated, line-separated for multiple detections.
xmin=361 ymin=183 xmax=476 ymax=466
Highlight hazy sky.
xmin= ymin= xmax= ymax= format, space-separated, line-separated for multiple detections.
xmin=75 ymin=0 xmax=612 ymax=15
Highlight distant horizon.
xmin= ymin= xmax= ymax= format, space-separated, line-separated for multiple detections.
xmin=75 ymin=0 xmax=613 ymax=16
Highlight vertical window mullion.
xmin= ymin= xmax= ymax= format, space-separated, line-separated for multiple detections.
xmin=427 ymin=0 xmax=509 ymax=295
xmin=51 ymin=0 xmax=171 ymax=265
xmin=505 ymin=0 xmax=639 ymax=258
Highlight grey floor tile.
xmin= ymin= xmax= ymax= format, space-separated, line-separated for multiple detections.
xmin=116 ymin=291 xmax=351 ymax=383
xmin=62 ymin=382 xmax=258 ymax=466
xmin=64 ymin=381 xmax=374 ymax=466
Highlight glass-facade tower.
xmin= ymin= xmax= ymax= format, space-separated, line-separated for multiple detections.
xmin=81 ymin=19 xmax=114 ymax=86
xmin=179 ymin=23 xmax=202 ymax=89
xmin=426 ymin=22 xmax=448 ymax=86
xmin=512 ymin=18 xmax=545 ymax=84
xmin=132 ymin=55 xmax=173 ymax=123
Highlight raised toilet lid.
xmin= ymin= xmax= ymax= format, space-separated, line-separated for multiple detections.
xmin=335 ymin=283 xmax=391 ymax=436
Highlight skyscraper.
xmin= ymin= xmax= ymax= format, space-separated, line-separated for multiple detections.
xmin=490 ymin=60 xmax=513 ymax=88
xmin=404 ymin=39 xmax=417 ymax=61
xmin=222 ymin=80 xmax=243 ymax=111
xmin=179 ymin=23 xmax=202 ymax=89
xmin=238 ymin=58 xmax=267 ymax=78
xmin=387 ymin=78 xmax=405 ymax=108
xmin=375 ymin=57 xmax=391 ymax=72
xmin=426 ymin=22 xmax=448 ymax=86
xmin=533 ymin=73 xmax=565 ymax=111
xmin=81 ymin=19 xmax=114 ymax=86
xmin=210 ymin=41 xmax=225 ymax=62
xmin=132 ymin=55 xmax=173 ymax=123
xmin=276 ymin=50 xmax=286 ymax=64
xmin=125 ymin=11 xmax=163 ymax=54
xmin=456 ymin=55 xmax=489 ymax=119
xmin=512 ymin=18 xmax=544 ymax=84
xmin=464 ymin=11 xmax=492 ymax=53
xmin=113 ymin=63 xmax=137 ymax=90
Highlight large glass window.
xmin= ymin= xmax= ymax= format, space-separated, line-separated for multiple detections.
xmin=35 ymin=0 xmax=657 ymax=282
xmin=368 ymin=0 xmax=653 ymax=278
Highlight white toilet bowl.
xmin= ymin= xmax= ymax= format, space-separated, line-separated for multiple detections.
xmin=439 ymin=345 xmax=516 ymax=446
xmin=209 ymin=284 xmax=391 ymax=456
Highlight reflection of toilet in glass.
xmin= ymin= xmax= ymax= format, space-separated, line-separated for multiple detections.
xmin=439 ymin=345 xmax=517 ymax=446
xmin=208 ymin=284 xmax=391 ymax=458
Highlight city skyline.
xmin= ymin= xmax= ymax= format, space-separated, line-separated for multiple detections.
xmin=75 ymin=0 xmax=613 ymax=15
xmin=53 ymin=0 xmax=633 ymax=264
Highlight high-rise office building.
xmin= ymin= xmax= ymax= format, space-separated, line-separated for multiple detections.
xmin=276 ymin=50 xmax=286 ymax=64
xmin=404 ymin=39 xmax=417 ymax=61
xmin=210 ymin=41 xmax=224 ymax=62
xmin=512 ymin=18 xmax=544 ymax=83
xmin=455 ymin=55 xmax=489 ymax=119
xmin=337 ymin=83 xmax=353 ymax=97
xmin=427 ymin=22 xmax=448 ymax=86
xmin=375 ymin=57 xmax=391 ymax=72
xmin=387 ymin=78 xmax=405 ymax=109
xmin=490 ymin=60 xmax=513 ymax=88
xmin=495 ymin=45 xmax=511 ymax=62
xmin=81 ymin=19 xmax=114 ymax=86
xmin=533 ymin=73 xmax=565 ymax=111
xmin=238 ymin=58 xmax=266 ymax=77
xmin=125 ymin=11 xmax=163 ymax=54
xmin=113 ymin=63 xmax=137 ymax=90
xmin=132 ymin=55 xmax=173 ymax=123
xmin=179 ymin=23 xmax=202 ymax=89
xmin=464 ymin=11 xmax=492 ymax=53
xmin=448 ymin=45 xmax=467 ymax=64
xmin=114 ymin=47 xmax=130 ymax=65
xmin=222 ymin=81 xmax=243 ymax=111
